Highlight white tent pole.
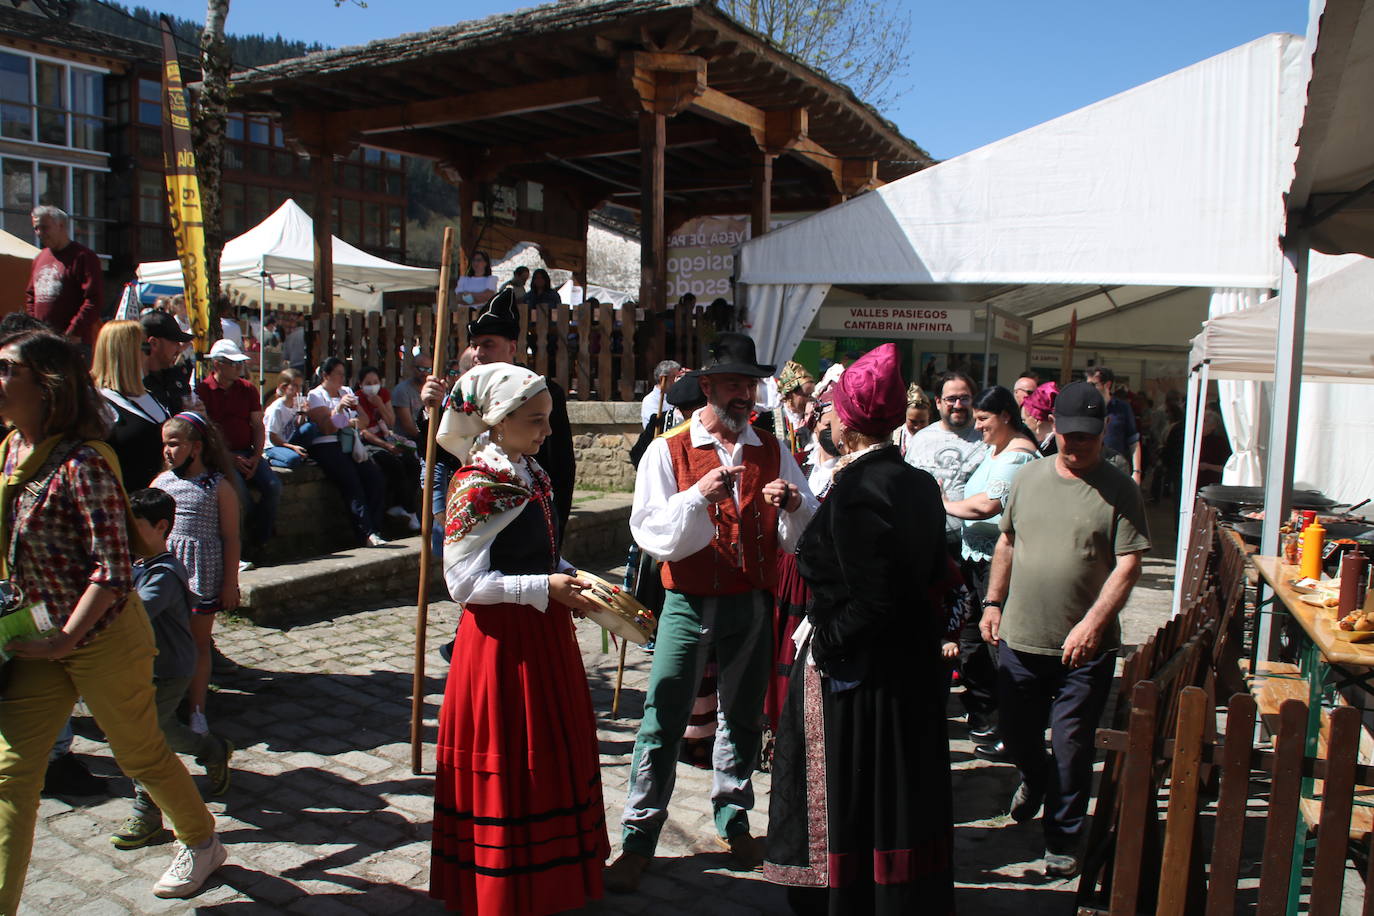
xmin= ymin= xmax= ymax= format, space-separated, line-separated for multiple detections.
xmin=981 ymin=305 xmax=993 ymax=388
xmin=1256 ymin=228 xmax=1309 ymax=660
xmin=259 ymin=265 xmax=267 ymax=393
xmin=1172 ymin=365 xmax=1204 ymax=617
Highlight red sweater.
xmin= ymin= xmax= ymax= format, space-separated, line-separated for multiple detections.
xmin=25 ymin=242 xmax=104 ymax=347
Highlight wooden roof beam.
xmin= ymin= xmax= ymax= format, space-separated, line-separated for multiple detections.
xmin=688 ymin=90 xmax=839 ymax=189
xmin=324 ymin=72 xmax=618 ymax=135
xmin=618 ymin=51 xmax=707 ymax=116
xmin=480 ymin=122 xmax=722 ymax=175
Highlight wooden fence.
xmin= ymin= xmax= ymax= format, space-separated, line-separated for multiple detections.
xmin=293 ymin=302 xmax=721 ymax=399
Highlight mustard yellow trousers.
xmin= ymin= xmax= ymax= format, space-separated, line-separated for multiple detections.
xmin=0 ymin=605 xmax=214 ymax=914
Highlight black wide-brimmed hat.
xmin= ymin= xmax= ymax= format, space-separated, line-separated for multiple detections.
xmin=467 ymin=287 xmax=520 ymax=340
xmin=698 ymin=332 xmax=773 ymax=378
xmin=666 ymin=370 xmax=707 ymax=411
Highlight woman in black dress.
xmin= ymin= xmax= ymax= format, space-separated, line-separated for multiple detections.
xmin=764 ymin=343 xmax=955 ymax=916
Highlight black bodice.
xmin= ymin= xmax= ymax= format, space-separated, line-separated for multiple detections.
xmin=489 ymin=489 xmax=558 ymax=575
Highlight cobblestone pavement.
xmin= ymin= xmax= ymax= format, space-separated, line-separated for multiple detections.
xmin=20 ymin=556 xmax=1178 ymax=915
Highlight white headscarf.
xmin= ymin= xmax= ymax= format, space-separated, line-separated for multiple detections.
xmin=435 ymin=362 xmax=547 ymax=463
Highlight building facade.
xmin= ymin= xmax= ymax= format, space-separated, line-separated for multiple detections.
xmin=0 ymin=6 xmax=408 ymax=309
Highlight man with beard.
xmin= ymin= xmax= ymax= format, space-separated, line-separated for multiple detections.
xmin=605 ymin=333 xmax=818 ymax=893
xmin=420 ymin=288 xmax=575 ymax=551
xmin=904 ymin=371 xmax=997 ymax=742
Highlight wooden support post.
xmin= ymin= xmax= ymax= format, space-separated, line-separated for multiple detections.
xmin=751 ymin=153 xmax=773 ymax=239
xmin=310 ymin=151 xmax=335 ymax=369
xmin=639 ymin=109 xmax=666 ymax=368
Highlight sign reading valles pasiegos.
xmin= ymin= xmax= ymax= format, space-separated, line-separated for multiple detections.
xmin=815 ymin=303 xmax=978 ymax=339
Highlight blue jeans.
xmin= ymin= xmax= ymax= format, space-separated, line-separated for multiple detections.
xmin=427 ymin=460 xmax=454 ymax=557
xmin=307 ymin=439 xmax=385 ymax=545
xmin=48 ymin=720 xmax=73 ymax=761
xmin=264 ymin=423 xmax=320 ymax=470
xmin=997 ymin=641 xmax=1116 ymax=852
xmin=231 ymin=449 xmax=282 ymax=546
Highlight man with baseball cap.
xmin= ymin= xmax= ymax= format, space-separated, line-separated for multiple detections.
xmin=141 ymin=309 xmax=194 ymax=416
xmin=977 ymin=381 xmax=1150 ymax=879
xmin=196 ymin=338 xmax=280 ymax=566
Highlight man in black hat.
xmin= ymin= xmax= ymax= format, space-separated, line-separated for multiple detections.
xmin=977 ymin=380 xmax=1150 ymax=879
xmin=420 ymin=288 xmax=575 ymax=543
xmin=140 ymin=309 xmax=195 ymax=416
xmin=606 ymin=333 xmax=818 ymax=892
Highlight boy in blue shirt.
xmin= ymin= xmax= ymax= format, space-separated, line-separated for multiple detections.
xmin=111 ymin=489 xmax=233 ymax=849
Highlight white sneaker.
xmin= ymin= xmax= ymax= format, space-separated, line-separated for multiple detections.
xmin=366 ymin=533 xmax=387 ymax=547
xmin=190 ymin=710 xmax=209 ymax=735
xmin=385 ymin=505 xmax=410 ymax=519
xmin=153 ymin=833 xmax=227 ymax=898
xmin=406 ymin=512 xmax=421 ymax=532
xmin=238 ymin=560 xmax=254 ymax=572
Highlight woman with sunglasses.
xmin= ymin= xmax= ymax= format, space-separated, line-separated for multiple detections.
xmin=93 ymin=320 xmax=170 ymax=491
xmin=0 ymin=330 xmax=225 ymax=909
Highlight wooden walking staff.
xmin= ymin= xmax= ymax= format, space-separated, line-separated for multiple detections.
xmin=410 ymin=226 xmax=456 ymax=775
xmin=611 ymin=385 xmax=667 ymax=717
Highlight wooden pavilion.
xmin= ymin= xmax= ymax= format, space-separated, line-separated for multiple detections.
xmin=228 ymin=0 xmax=930 ymax=370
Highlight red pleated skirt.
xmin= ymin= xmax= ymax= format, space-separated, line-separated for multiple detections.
xmin=430 ymin=599 xmax=609 ymax=915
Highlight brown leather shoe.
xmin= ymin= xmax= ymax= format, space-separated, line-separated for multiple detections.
xmin=715 ymin=832 xmax=764 ymax=870
xmin=603 ymin=851 xmax=651 ymax=893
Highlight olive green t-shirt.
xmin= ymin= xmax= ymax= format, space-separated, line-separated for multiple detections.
xmin=997 ymin=457 xmax=1151 ymax=656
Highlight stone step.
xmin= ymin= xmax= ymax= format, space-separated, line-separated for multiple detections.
xmin=238 ymin=493 xmax=633 ymax=627
xmin=238 ymin=535 xmax=440 ymax=627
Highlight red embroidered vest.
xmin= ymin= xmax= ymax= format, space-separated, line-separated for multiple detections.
xmin=661 ymin=430 xmax=781 ymax=596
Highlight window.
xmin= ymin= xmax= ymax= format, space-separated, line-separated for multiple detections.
xmin=387 ymin=206 xmax=402 ymax=249
xmin=138 ymin=78 xmax=161 ymax=125
xmin=35 ymin=61 xmax=65 ymax=145
xmin=226 ymin=114 xmax=243 ymax=140
xmin=248 ymin=118 xmax=269 ymax=145
xmin=340 ymin=197 xmax=360 ymax=244
xmin=36 ymin=162 xmax=67 ymax=208
xmin=71 ymin=168 xmax=104 ymax=251
xmin=137 ymin=128 xmax=162 ymax=160
xmin=138 ymin=171 xmax=164 ymax=223
xmin=0 ymin=52 xmax=31 ymax=141
xmin=223 ymin=182 xmax=244 ymax=234
xmin=247 ymin=185 xmax=268 ymax=224
xmin=363 ymin=201 xmax=380 ymax=247
xmin=70 ymin=68 xmax=103 ymax=150
xmin=385 ymin=171 xmax=402 ymax=196
xmin=1 ymin=158 xmax=32 ymax=237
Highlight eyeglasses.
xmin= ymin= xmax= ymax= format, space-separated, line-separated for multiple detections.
xmin=941 ymin=395 xmax=972 ymax=405
xmin=447 ymin=368 xmax=462 ymax=376
xmin=0 ymin=359 xmax=27 ymax=379
xmin=1014 ymin=387 xmax=1036 ymax=395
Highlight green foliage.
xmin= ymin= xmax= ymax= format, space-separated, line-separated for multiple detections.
xmin=717 ymin=0 xmax=911 ymax=110
xmin=70 ymin=1 xmax=325 ymax=67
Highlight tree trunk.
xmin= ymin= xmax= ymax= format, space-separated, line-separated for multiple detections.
xmin=193 ymin=0 xmax=230 ymax=338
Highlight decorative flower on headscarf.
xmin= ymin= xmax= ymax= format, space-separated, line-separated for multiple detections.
xmin=435 ymin=362 xmax=547 ymax=463
xmin=777 ymin=360 xmax=814 ymax=398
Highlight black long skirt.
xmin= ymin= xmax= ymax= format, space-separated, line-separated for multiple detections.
xmin=764 ymin=635 xmax=955 ymax=916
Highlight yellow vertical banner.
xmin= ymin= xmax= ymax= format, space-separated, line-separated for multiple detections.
xmin=159 ymin=18 xmax=211 ymax=354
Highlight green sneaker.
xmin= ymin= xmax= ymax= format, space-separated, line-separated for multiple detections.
xmin=111 ymin=814 xmax=164 ymax=850
xmin=203 ymin=737 xmax=234 ymax=797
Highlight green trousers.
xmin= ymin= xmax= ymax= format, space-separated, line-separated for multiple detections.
xmin=622 ymin=589 xmax=771 ymax=856
xmin=0 ymin=607 xmax=214 ymax=914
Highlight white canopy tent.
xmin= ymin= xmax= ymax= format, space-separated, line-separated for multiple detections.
xmin=1249 ymin=0 xmax=1374 ymax=652
xmin=136 ymin=199 xmax=439 ymax=313
xmin=736 ymin=33 xmax=1307 ymax=367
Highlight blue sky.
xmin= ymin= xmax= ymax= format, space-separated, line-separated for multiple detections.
xmin=153 ymin=0 xmax=1307 ymax=159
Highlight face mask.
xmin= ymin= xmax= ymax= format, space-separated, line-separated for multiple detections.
xmin=172 ymin=452 xmax=196 ymax=478
xmin=362 ymin=384 xmax=381 ymax=396
xmin=818 ymin=426 xmax=840 ymax=458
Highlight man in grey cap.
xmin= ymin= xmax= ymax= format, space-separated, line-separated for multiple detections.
xmin=978 ymin=380 xmax=1150 ymax=879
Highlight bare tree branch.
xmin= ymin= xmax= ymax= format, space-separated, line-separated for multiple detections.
xmin=720 ymin=0 xmax=911 ymax=110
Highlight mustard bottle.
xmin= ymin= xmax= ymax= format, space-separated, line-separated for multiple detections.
xmin=1300 ymin=518 xmax=1326 ymax=580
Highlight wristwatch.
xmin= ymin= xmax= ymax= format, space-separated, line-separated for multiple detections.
xmin=981 ymin=599 xmax=1004 ymax=609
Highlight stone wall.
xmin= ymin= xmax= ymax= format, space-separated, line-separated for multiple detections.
xmin=567 ymin=400 xmax=641 ymax=492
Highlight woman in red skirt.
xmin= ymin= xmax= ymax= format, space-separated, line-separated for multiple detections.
xmin=432 ymin=362 xmax=608 ymax=915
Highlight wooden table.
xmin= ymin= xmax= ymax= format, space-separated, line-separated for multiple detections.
xmin=1252 ymin=555 xmax=1374 ymax=667
xmin=1251 ymin=555 xmax=1374 ymax=911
